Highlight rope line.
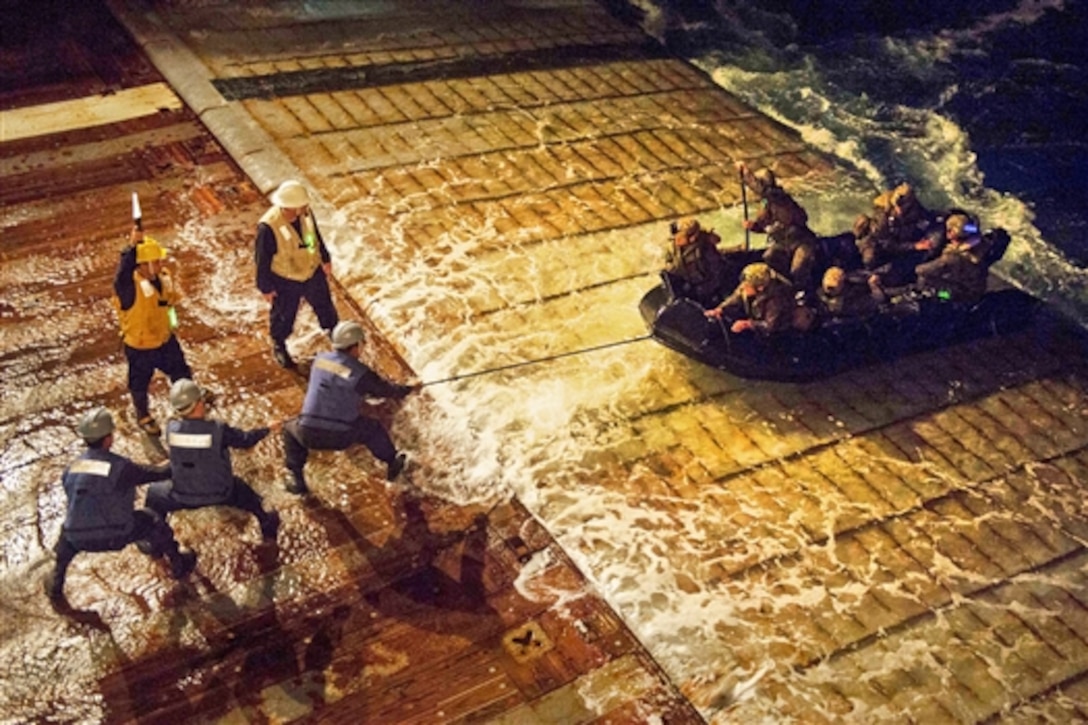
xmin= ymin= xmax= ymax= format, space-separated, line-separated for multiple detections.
xmin=421 ymin=333 xmax=654 ymax=387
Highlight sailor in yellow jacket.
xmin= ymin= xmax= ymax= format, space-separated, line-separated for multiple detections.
xmin=113 ymin=226 xmax=197 ymax=436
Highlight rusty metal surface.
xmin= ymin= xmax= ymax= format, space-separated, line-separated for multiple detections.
xmin=0 ymin=3 xmax=700 ymax=723
xmin=6 ymin=1 xmax=1088 ymax=724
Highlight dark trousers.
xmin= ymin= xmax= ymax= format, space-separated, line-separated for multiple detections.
xmin=144 ymin=474 xmax=269 ymax=520
xmin=283 ymin=418 xmax=397 ymax=479
xmin=125 ymin=336 xmax=192 ymax=417
xmin=145 ymin=476 xmax=272 ymax=525
xmin=52 ymin=508 xmax=180 ymax=593
xmin=269 ymin=272 xmax=339 ymax=347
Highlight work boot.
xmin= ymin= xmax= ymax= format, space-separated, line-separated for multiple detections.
xmin=260 ymin=511 xmax=281 ymax=541
xmin=44 ymin=571 xmax=66 ymax=605
xmin=137 ymin=415 xmax=161 ymax=436
xmin=285 ymin=473 xmax=309 ymax=496
xmin=273 ymin=343 xmax=295 ymax=369
xmin=169 ymin=549 xmax=197 ymax=579
xmin=386 ymin=452 xmax=408 ymax=482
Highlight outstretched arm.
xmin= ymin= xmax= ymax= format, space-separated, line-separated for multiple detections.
xmin=120 ymin=459 xmax=172 ymax=488
xmin=113 ymin=228 xmax=141 ymax=310
xmin=222 ymin=423 xmax=270 ymax=450
xmin=357 ymin=369 xmax=416 ymax=400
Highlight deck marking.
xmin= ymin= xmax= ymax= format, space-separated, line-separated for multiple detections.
xmin=0 ymin=82 xmax=183 ymax=143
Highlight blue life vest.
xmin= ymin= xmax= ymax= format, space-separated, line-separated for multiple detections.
xmin=299 ymin=350 xmax=363 ymax=431
xmin=166 ymin=418 xmax=233 ymax=504
xmin=62 ymin=449 xmax=135 ymax=543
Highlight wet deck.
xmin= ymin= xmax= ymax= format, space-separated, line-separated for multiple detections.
xmin=1 ymin=3 xmax=696 ymax=723
xmin=4 ymin=1 xmax=1088 ymax=723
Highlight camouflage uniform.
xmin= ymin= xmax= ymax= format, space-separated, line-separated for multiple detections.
xmin=855 ymin=183 xmax=937 ymax=274
xmin=816 ymin=267 xmax=880 ymax=319
xmin=712 ymin=262 xmax=796 ymax=334
xmin=914 ymin=214 xmax=990 ymax=304
xmin=741 ymin=167 xmax=819 ymax=290
xmin=664 ymin=218 xmax=726 ymax=306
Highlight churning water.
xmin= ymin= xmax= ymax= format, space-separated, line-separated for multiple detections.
xmin=620 ymin=0 xmax=1088 ymax=323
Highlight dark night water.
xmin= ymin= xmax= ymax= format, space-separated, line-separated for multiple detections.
xmin=612 ymin=0 xmax=1088 ymax=322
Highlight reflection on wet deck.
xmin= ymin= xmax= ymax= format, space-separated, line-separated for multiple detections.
xmin=1 ymin=2 xmax=696 ymax=721
xmin=5 ymin=1 xmax=1088 ymax=723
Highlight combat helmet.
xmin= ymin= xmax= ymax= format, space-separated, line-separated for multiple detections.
xmin=677 ymin=218 xmax=700 ymax=236
xmin=822 ymin=266 xmax=846 ymax=297
xmin=945 ymin=213 xmax=971 ymax=240
xmin=740 ymin=262 xmax=773 ymax=288
xmin=674 ymin=217 xmax=701 ymax=246
xmin=751 ymin=168 xmax=777 ymax=194
xmin=890 ymin=183 xmax=916 ymax=209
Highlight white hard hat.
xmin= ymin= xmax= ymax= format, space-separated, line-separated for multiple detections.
xmin=78 ymin=407 xmax=115 ymax=443
xmin=331 ymin=321 xmax=365 ymax=350
xmin=169 ymin=378 xmax=204 ymax=415
xmin=271 ymin=180 xmax=310 ymax=209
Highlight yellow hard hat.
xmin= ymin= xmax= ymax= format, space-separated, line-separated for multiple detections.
xmin=135 ymin=237 xmax=167 ymax=264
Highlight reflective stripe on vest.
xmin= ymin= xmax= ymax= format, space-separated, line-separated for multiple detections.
xmin=69 ymin=459 xmax=111 ymax=477
xmin=115 ymin=270 xmax=177 ymax=350
xmin=299 ymin=350 xmax=362 ymax=430
xmin=260 ymin=206 xmax=320 ymax=282
xmin=167 ymin=418 xmax=233 ymax=504
xmin=62 ymin=450 xmax=135 ymax=542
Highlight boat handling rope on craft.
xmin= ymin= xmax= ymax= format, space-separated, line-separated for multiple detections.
xmin=420 ymin=333 xmax=654 ymax=387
